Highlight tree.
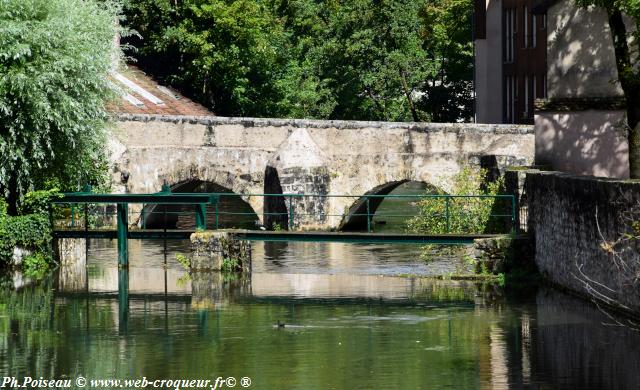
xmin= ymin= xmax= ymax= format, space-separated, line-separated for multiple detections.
xmin=125 ymin=0 xmax=293 ymax=117
xmin=419 ymin=0 xmax=474 ymax=122
xmin=576 ymin=0 xmax=640 ymax=177
xmin=313 ymin=0 xmax=432 ymax=121
xmin=123 ymin=0 xmax=476 ymax=122
xmin=0 ymin=0 xmax=121 ymax=214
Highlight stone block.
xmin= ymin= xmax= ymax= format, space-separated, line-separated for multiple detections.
xmin=190 ymin=231 xmax=251 ymax=272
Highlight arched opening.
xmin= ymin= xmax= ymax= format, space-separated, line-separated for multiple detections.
xmin=263 ymin=166 xmax=288 ymax=230
xmin=142 ymin=180 xmax=259 ymax=230
xmin=338 ymin=181 xmax=441 ymax=232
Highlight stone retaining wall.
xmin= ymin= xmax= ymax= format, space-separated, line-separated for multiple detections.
xmin=526 ymin=170 xmax=640 ymax=314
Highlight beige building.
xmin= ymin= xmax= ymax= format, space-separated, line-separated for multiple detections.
xmin=534 ymin=0 xmax=631 ymax=178
xmin=474 ymin=0 xmax=548 ymax=125
xmin=475 ymin=0 xmax=633 ymax=178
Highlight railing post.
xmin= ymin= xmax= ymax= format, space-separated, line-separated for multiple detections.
xmin=195 ymin=203 xmax=206 ymax=230
xmin=366 ymin=196 xmax=371 ymax=233
xmin=511 ymin=195 xmax=517 ymax=234
xmin=215 ymin=200 xmax=219 ymax=230
xmin=48 ymin=205 xmax=54 ymax=231
xmin=117 ymin=203 xmax=129 ymax=268
xmin=163 ymin=205 xmax=167 ymax=255
xmin=288 ymin=196 xmax=294 ymax=231
xmin=71 ymin=205 xmax=75 ymax=227
xmin=84 ymin=203 xmax=88 ymax=232
xmin=141 ymin=204 xmax=146 ymax=229
xmin=445 ymin=197 xmax=450 ymax=233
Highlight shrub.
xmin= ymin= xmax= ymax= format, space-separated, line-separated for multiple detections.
xmin=0 ymin=213 xmax=52 ymax=265
xmin=0 ymin=190 xmax=56 ymax=273
xmin=406 ymin=165 xmax=505 ymax=235
xmin=19 ymin=189 xmax=62 ymax=215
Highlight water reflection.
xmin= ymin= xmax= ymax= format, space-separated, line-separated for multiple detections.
xmin=2 ymin=239 xmax=640 ymax=389
xmin=86 ymin=238 xmax=467 ymax=276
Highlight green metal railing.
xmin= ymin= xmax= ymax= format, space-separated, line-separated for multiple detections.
xmin=53 ymin=192 xmax=516 ymax=233
xmin=52 ymin=188 xmax=516 ymax=268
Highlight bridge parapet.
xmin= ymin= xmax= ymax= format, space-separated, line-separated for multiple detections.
xmin=110 ymin=115 xmax=534 ymax=230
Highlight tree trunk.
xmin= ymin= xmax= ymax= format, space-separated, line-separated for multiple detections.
xmin=607 ymin=9 xmax=640 ymax=177
xmin=399 ymin=69 xmax=419 ymax=122
xmin=7 ymin=171 xmax=19 ymax=216
xmin=629 ymin=120 xmax=640 ymax=179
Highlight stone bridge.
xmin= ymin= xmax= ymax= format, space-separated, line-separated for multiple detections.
xmin=108 ymin=115 xmax=534 ymax=230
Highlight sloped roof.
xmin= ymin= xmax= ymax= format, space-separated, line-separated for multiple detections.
xmin=108 ymin=66 xmax=213 ymax=116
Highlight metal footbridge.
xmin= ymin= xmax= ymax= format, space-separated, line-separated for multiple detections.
xmin=51 ymin=187 xmax=516 ymax=264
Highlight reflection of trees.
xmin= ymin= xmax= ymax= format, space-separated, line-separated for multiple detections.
xmin=4 ymin=276 xmax=640 ymax=388
xmin=0 ymin=276 xmax=55 ymax=376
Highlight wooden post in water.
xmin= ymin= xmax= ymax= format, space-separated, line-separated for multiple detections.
xmin=117 ymin=203 xmax=129 ymax=267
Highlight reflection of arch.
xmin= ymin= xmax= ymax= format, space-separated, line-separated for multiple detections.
xmin=142 ymin=180 xmax=259 ymax=229
xmin=338 ymin=180 xmax=443 ymax=231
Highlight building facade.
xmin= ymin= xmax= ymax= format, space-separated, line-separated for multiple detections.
xmin=534 ymin=0 xmax=631 ymax=178
xmin=476 ymin=0 xmax=633 ymax=178
xmin=474 ymin=0 xmax=548 ymax=124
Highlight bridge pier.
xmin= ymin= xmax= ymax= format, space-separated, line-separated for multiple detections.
xmin=190 ymin=231 xmax=251 ymax=272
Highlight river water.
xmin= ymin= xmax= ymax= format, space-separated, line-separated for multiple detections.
xmin=2 ymin=239 xmax=640 ymax=389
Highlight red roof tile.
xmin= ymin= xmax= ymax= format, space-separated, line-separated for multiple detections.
xmin=108 ymin=66 xmax=213 ymax=117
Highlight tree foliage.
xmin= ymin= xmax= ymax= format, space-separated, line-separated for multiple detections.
xmin=0 ymin=0 xmax=121 ymax=213
xmin=123 ymin=0 xmax=474 ymax=122
xmin=419 ymin=0 xmax=474 ymax=122
xmin=406 ymin=165 xmax=504 ymax=234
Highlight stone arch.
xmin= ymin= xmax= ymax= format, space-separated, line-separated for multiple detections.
xmin=263 ymin=166 xmax=288 ymax=230
xmin=141 ymin=180 xmax=260 ymax=230
xmin=337 ymin=180 xmax=443 ymax=231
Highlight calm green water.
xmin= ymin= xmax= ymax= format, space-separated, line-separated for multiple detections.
xmin=2 ymin=239 xmax=640 ymax=390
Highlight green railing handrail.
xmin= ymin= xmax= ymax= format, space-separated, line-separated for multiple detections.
xmin=51 ymin=191 xmax=516 ymax=266
xmin=54 ymin=191 xmax=515 ymax=200
xmin=52 ymin=192 xmax=515 ymax=232
xmin=53 ymin=193 xmax=219 ymax=204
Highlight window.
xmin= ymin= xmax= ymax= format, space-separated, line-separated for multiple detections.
xmin=532 ymin=15 xmax=537 ymax=48
xmin=524 ymin=6 xmax=529 ymax=48
xmin=504 ymin=8 xmax=517 ymax=62
xmin=533 ymin=75 xmax=537 ymax=100
xmin=505 ymin=75 xmax=518 ymax=123
xmin=512 ymin=9 xmax=516 ymax=58
xmin=524 ymin=75 xmax=529 ymax=118
xmin=505 ymin=76 xmax=512 ymax=122
xmin=542 ymin=13 xmax=547 ymax=29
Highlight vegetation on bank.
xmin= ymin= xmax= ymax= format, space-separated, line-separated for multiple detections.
xmin=406 ymin=165 xmax=505 ymax=236
xmin=0 ymin=190 xmax=61 ymax=277
xmin=406 ymin=165 xmax=518 ymax=276
xmin=122 ymin=0 xmax=474 ymax=122
xmin=0 ymin=0 xmax=121 ymax=274
xmin=0 ymin=0 xmax=122 ymax=215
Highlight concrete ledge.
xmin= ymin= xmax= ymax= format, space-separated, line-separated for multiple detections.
xmin=116 ymin=114 xmax=534 ymax=134
xmin=535 ymin=97 xmax=626 ymax=112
